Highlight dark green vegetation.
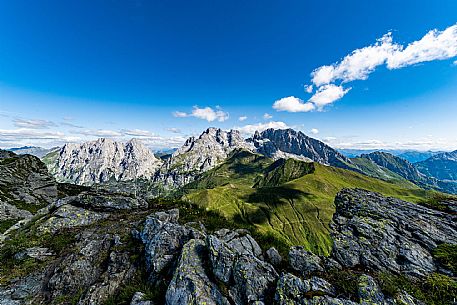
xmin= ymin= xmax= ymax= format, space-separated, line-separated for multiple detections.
xmin=181 ymin=150 xmax=431 ymax=255
xmin=318 ymin=268 xmax=457 ymax=305
xmin=0 ymin=218 xmax=76 ymax=285
xmin=0 ymin=218 xmax=19 ymax=233
xmin=418 ymin=191 xmax=457 ymax=212
xmin=377 ymin=272 xmax=457 ymax=305
xmin=433 ymin=243 xmax=457 ymax=273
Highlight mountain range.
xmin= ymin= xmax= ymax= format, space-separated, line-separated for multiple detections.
xmin=34 ymin=127 xmax=457 ymax=196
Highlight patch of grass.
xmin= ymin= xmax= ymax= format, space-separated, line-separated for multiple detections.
xmin=103 ymin=278 xmax=161 ymax=305
xmin=10 ymin=199 xmax=48 ymax=214
xmin=433 ymin=243 xmax=457 ymax=273
xmin=377 ymin=271 xmax=457 ymax=305
xmin=0 ymin=219 xmax=77 ymax=284
xmin=0 ymin=218 xmax=19 ymax=233
xmin=323 ymin=270 xmax=359 ymax=301
xmin=183 ymin=151 xmax=430 ymax=255
xmin=419 ymin=192 xmax=457 ymax=212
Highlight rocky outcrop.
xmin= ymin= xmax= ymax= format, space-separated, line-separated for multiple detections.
xmin=37 ymin=204 xmax=109 ymax=234
xmin=47 ymin=138 xmax=162 ymax=185
xmin=137 ymin=209 xmax=195 ymax=281
xmin=0 ymin=150 xmax=58 ymax=230
xmin=331 ymin=188 xmax=457 ymax=277
xmin=248 ymin=129 xmax=354 ymax=169
xmin=165 ymin=239 xmax=230 ymax=305
xmin=0 ymin=151 xmax=57 ymax=208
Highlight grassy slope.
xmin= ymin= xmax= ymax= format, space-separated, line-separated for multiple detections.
xmin=183 ymin=152 xmax=429 ymax=256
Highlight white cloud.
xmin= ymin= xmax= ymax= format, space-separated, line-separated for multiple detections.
xmin=121 ymin=129 xmax=155 ymax=137
xmin=303 ymin=24 xmax=457 ymax=111
xmin=238 ymin=116 xmax=248 ymax=121
xmin=192 ymin=106 xmax=229 ymax=122
xmin=311 ymin=33 xmax=399 ymax=86
xmin=310 ymin=128 xmax=319 ymax=135
xmin=304 ymin=85 xmax=314 ymax=93
xmin=173 ymin=106 xmax=229 ymax=122
xmin=263 ymin=113 xmax=273 ymax=119
xmin=0 ymin=128 xmax=65 ymax=140
xmin=77 ymin=129 xmax=123 ymax=137
xmin=13 ymin=118 xmax=57 ymax=129
xmin=173 ymin=111 xmax=188 ymax=118
xmin=273 ymin=96 xmax=315 ymax=112
xmin=308 ymin=84 xmax=351 ymax=110
xmin=453 ymin=60 xmax=457 ymax=66
xmin=387 ymin=25 xmax=457 ymax=69
xmin=167 ymin=127 xmax=182 ymax=133
xmin=234 ymin=121 xmax=289 ymax=135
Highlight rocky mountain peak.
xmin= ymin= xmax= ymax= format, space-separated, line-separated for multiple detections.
xmin=248 ymin=128 xmax=354 ymax=168
xmin=47 ymin=138 xmax=162 ymax=185
xmin=154 ymin=128 xmax=254 ymax=188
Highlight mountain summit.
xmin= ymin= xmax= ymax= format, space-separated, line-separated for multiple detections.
xmin=46 ymin=138 xmax=162 ymax=185
xmin=249 ymin=128 xmax=353 ymax=169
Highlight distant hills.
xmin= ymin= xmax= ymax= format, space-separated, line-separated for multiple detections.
xmin=7 ymin=146 xmax=59 ymax=158
xmin=416 ymin=150 xmax=457 ymax=181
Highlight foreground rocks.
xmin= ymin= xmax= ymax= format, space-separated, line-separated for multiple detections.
xmin=1 ymin=188 xmax=455 ymax=304
xmin=135 ymin=202 xmax=441 ymax=305
xmin=331 ymin=188 xmax=457 ymax=277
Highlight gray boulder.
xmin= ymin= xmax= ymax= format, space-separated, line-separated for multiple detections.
xmin=165 ymin=239 xmax=229 ymax=305
xmin=207 ymin=234 xmax=237 ymax=283
xmin=289 ymin=246 xmax=324 ymax=275
xmin=214 ymin=228 xmax=263 ymax=258
xmin=266 ymin=247 xmax=282 ymax=267
xmin=274 ymin=272 xmax=310 ymax=305
xmin=78 ymin=251 xmax=136 ymax=305
xmin=331 ymin=189 xmax=457 ymax=278
xmin=45 ymin=232 xmax=120 ymax=301
xmin=138 ymin=209 xmax=193 ymax=281
xmin=231 ymin=254 xmax=278 ymax=304
xmin=14 ymin=247 xmax=54 ymax=261
xmin=37 ymin=204 xmax=109 ymax=234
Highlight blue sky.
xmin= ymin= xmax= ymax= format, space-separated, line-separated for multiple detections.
xmin=1 ymin=0 xmax=457 ymax=150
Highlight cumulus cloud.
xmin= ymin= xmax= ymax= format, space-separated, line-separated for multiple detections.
xmin=387 ymin=25 xmax=457 ymax=69
xmin=234 ymin=121 xmax=289 ymax=135
xmin=304 ymin=85 xmax=314 ymax=93
xmin=13 ymin=118 xmax=57 ymax=129
xmin=311 ymin=25 xmax=457 ymax=86
xmin=173 ymin=106 xmax=229 ymax=122
xmin=238 ymin=116 xmax=248 ymax=121
xmin=121 ymin=129 xmax=155 ymax=137
xmin=273 ymin=96 xmax=315 ymax=112
xmin=173 ymin=111 xmax=188 ymax=118
xmin=167 ymin=127 xmax=182 ymax=133
xmin=310 ymin=128 xmax=319 ymax=135
xmin=308 ymin=85 xmax=351 ymax=110
xmin=263 ymin=113 xmax=273 ymax=119
xmin=275 ymin=24 xmax=457 ymax=113
xmin=77 ymin=129 xmax=123 ymax=137
xmin=311 ymin=33 xmax=400 ymax=86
